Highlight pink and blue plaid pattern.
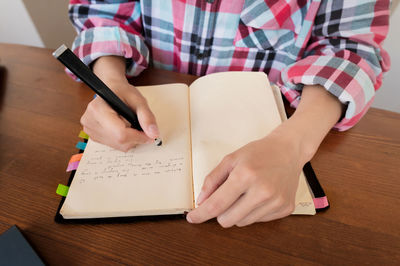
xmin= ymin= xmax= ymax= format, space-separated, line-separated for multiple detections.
xmin=68 ymin=0 xmax=391 ymax=130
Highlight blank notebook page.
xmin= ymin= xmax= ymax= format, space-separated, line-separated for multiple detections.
xmin=189 ymin=72 xmax=314 ymax=214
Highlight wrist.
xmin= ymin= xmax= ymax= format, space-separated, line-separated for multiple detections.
xmin=268 ymin=118 xmax=318 ymax=167
xmin=92 ymin=56 xmax=128 ymax=88
xmin=284 ymin=116 xmax=321 ymax=164
xmin=283 ymin=84 xmax=343 ymax=164
xmin=272 ymin=85 xmax=343 ymax=165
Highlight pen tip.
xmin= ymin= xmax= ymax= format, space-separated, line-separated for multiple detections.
xmin=155 ymin=138 xmax=162 ymax=146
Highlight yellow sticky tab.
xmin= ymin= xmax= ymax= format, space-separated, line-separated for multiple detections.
xmin=78 ymin=130 xmax=89 ymax=139
xmin=56 ymin=184 xmax=69 ymax=197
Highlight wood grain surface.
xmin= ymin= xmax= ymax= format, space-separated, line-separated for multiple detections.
xmin=0 ymin=43 xmax=399 ymax=265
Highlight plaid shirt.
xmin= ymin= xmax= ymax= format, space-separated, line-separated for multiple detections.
xmin=68 ymin=0 xmax=390 ymax=130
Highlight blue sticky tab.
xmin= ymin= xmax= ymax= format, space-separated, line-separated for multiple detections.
xmin=76 ymin=141 xmax=87 ymax=150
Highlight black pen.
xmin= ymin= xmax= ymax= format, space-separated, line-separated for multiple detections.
xmin=53 ymin=44 xmax=162 ymax=146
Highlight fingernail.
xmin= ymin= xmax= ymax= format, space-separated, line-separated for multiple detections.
xmin=196 ymin=191 xmax=205 ymax=205
xmin=186 ymin=214 xmax=193 ymax=223
xmin=148 ymin=124 xmax=159 ymax=137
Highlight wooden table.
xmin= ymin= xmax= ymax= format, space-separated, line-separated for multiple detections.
xmin=0 ymin=43 xmax=399 ymax=265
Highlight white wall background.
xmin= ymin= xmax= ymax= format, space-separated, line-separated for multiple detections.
xmin=0 ymin=0 xmax=44 ymax=47
xmin=0 ymin=0 xmax=399 ymax=113
xmin=372 ymin=6 xmax=400 ymax=113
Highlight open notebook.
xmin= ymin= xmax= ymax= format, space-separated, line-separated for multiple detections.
xmin=56 ymin=72 xmax=329 ymax=221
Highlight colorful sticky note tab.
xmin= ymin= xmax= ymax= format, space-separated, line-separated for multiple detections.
xmin=76 ymin=141 xmax=87 ymax=150
xmin=56 ymin=184 xmax=69 ymax=197
xmin=313 ymin=196 xmax=329 ymax=209
xmin=69 ymin=153 xmax=83 ymax=163
xmin=66 ymin=161 xmax=80 ymax=172
xmin=78 ymin=130 xmax=89 ymax=139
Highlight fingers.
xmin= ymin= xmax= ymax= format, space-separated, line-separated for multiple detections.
xmin=186 ymin=158 xmax=295 ymax=227
xmin=132 ymin=96 xmax=160 ymax=139
xmin=81 ymin=94 xmax=153 ymax=152
xmin=200 ymin=188 xmax=294 ymax=228
xmin=97 ymin=101 xmax=150 ymax=149
xmin=214 ymin=187 xmax=264 ymax=228
xmin=188 ymin=185 xmax=294 ymax=228
xmin=185 ymin=131 xmax=302 ymax=228
xmin=235 ymin=197 xmax=295 ymax=227
xmin=186 ymin=168 xmax=247 ymax=224
xmin=213 ymin=184 xmax=293 ymax=228
xmin=196 ymin=155 xmax=235 ymax=205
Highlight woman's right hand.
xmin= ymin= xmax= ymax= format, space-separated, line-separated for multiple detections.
xmin=80 ymin=56 xmax=159 ymax=152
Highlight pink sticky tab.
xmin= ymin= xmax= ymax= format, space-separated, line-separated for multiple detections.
xmin=313 ymin=196 xmax=329 ymax=209
xmin=66 ymin=161 xmax=80 ymax=172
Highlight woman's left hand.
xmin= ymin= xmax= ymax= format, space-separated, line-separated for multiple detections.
xmin=186 ymin=123 xmax=306 ymax=227
xmin=186 ymin=84 xmax=343 ymax=227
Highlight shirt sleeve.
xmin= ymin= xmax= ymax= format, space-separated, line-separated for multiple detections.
xmin=279 ymin=0 xmax=391 ymax=131
xmin=68 ymin=0 xmax=149 ymax=79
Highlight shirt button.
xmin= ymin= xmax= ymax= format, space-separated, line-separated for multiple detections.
xmin=197 ymin=52 xmax=205 ymax=59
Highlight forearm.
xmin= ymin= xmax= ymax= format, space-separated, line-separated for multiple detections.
xmin=274 ymin=85 xmax=343 ymax=165
xmin=92 ymin=56 xmax=128 ymax=86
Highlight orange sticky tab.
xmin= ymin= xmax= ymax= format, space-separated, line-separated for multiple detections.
xmin=69 ymin=153 xmax=83 ymax=163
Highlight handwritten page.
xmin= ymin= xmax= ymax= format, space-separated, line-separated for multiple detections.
xmin=61 ymin=84 xmax=193 ymax=218
xmin=76 ymin=146 xmax=185 ymax=184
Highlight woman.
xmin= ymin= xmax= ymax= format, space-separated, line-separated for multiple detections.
xmin=67 ymin=0 xmax=390 ymax=227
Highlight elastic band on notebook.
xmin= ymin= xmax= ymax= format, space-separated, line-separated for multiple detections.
xmin=76 ymin=141 xmax=87 ymax=150
xmin=313 ymin=196 xmax=329 ymax=209
xmin=56 ymin=184 xmax=69 ymax=197
xmin=69 ymin=153 xmax=83 ymax=163
xmin=78 ymin=130 xmax=89 ymax=139
xmin=66 ymin=161 xmax=80 ymax=172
